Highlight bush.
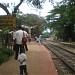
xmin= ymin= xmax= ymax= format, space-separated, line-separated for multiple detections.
xmin=0 ymin=54 xmax=9 ymax=64
xmin=0 ymin=47 xmax=14 ymax=64
xmin=1 ymin=47 xmax=14 ymax=56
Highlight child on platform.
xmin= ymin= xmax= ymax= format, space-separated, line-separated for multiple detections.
xmin=18 ymin=49 xmax=28 ymax=75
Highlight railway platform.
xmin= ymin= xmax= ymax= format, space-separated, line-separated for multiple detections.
xmin=0 ymin=41 xmax=58 ymax=75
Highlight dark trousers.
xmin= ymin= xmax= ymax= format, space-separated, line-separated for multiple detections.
xmin=20 ymin=65 xmax=28 ymax=75
xmin=14 ymin=44 xmax=24 ymax=59
xmin=24 ymin=43 xmax=28 ymax=51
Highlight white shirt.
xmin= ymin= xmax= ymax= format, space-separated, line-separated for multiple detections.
xmin=18 ymin=53 xmax=27 ymax=65
xmin=15 ymin=30 xmax=28 ymax=44
xmin=15 ymin=30 xmax=23 ymax=44
xmin=39 ymin=35 xmax=42 ymax=40
xmin=23 ymin=31 xmax=28 ymax=37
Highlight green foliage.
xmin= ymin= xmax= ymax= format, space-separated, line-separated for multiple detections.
xmin=0 ymin=54 xmax=9 ymax=64
xmin=2 ymin=27 xmax=10 ymax=34
xmin=16 ymin=14 xmax=47 ymax=35
xmin=46 ymin=0 xmax=75 ymax=41
xmin=72 ymin=42 xmax=75 ymax=45
xmin=1 ymin=47 xmax=14 ymax=56
xmin=27 ymin=0 xmax=46 ymax=9
xmin=42 ymin=32 xmax=50 ymax=38
xmin=0 ymin=47 xmax=14 ymax=64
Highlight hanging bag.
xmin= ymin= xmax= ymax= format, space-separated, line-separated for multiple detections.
xmin=22 ymin=31 xmax=27 ymax=44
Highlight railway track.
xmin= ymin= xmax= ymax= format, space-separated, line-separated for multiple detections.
xmin=43 ymin=41 xmax=75 ymax=75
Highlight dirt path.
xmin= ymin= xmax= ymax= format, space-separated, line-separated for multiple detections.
xmin=0 ymin=55 xmax=19 ymax=75
xmin=0 ymin=42 xmax=36 ymax=75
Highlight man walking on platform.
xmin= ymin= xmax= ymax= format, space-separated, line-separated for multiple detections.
xmin=13 ymin=26 xmax=25 ymax=59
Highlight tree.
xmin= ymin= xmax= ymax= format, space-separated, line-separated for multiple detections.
xmin=0 ymin=0 xmax=24 ymax=14
xmin=16 ymin=13 xmax=47 ymax=35
xmin=0 ymin=0 xmax=52 ymax=15
xmin=46 ymin=0 xmax=75 ymax=41
xmin=0 ymin=3 xmax=10 ymax=14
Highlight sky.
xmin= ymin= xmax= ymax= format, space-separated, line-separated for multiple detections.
xmin=0 ymin=0 xmax=54 ymax=17
xmin=0 ymin=0 xmax=62 ymax=33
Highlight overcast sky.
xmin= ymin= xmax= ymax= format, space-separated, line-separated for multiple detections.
xmin=0 ymin=0 xmax=62 ymax=17
xmin=0 ymin=0 xmax=54 ymax=17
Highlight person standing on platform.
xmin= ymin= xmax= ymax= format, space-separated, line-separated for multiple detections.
xmin=39 ymin=35 xmax=43 ymax=45
xmin=18 ymin=49 xmax=28 ymax=75
xmin=22 ymin=28 xmax=28 ymax=51
xmin=12 ymin=28 xmax=17 ymax=53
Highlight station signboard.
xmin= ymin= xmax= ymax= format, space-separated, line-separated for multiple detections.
xmin=0 ymin=14 xmax=16 ymax=29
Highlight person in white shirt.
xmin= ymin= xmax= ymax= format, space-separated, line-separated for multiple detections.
xmin=12 ymin=28 xmax=17 ymax=52
xmin=39 ymin=35 xmax=43 ymax=45
xmin=12 ymin=28 xmax=16 ymax=40
xmin=13 ymin=26 xmax=23 ymax=59
xmin=14 ymin=26 xmax=28 ymax=59
xmin=18 ymin=49 xmax=28 ymax=75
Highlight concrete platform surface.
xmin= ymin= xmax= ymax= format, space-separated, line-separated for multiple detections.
xmin=27 ymin=42 xmax=58 ymax=75
xmin=0 ymin=42 xmax=58 ymax=75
